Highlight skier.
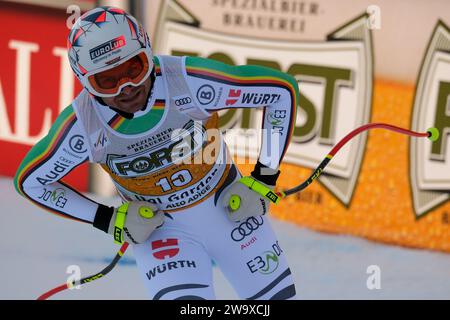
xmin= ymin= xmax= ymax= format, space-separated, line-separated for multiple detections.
xmin=14 ymin=6 xmax=298 ymax=300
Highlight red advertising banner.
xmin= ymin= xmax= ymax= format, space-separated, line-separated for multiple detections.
xmin=0 ymin=2 xmax=88 ymax=191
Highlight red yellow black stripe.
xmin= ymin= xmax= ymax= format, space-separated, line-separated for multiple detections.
xmin=16 ymin=113 xmax=77 ymax=196
xmin=107 ymin=99 xmax=166 ymax=130
xmin=15 ymin=111 xmax=91 ymax=223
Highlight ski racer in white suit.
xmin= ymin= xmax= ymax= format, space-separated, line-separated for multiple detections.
xmin=14 ymin=6 xmax=299 ymax=300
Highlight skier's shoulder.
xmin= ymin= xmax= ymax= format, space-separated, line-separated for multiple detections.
xmin=51 ymin=104 xmax=78 ymax=133
xmin=155 ymin=54 xmax=236 ymax=79
xmin=183 ymin=55 xmax=236 ymax=76
xmin=47 ymin=98 xmax=87 ymax=146
xmin=155 ymin=54 xmax=231 ymax=77
xmin=181 ymin=55 xmax=296 ymax=86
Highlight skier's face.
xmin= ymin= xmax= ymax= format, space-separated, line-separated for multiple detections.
xmin=101 ymin=76 xmax=152 ymax=113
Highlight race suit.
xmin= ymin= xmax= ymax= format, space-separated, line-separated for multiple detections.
xmin=14 ymin=55 xmax=299 ymax=300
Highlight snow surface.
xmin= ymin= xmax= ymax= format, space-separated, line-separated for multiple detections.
xmin=1 ymin=178 xmax=449 ymax=300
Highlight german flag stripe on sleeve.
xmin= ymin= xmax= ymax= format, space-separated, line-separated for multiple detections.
xmin=185 ymin=56 xmax=299 ymax=163
xmin=13 ymin=106 xmax=90 ymax=223
xmin=154 ymin=56 xmax=161 ymax=76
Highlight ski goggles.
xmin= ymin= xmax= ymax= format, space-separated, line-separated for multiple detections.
xmin=86 ymin=50 xmax=152 ymax=98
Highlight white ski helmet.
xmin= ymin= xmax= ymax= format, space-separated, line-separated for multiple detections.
xmin=67 ymin=6 xmax=154 ymax=97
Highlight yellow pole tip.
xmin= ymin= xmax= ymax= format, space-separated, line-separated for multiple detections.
xmin=427 ymin=127 xmax=439 ymax=142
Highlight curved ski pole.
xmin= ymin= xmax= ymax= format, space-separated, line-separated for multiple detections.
xmin=37 ymin=242 xmax=129 ymax=300
xmin=229 ymin=123 xmax=439 ymax=208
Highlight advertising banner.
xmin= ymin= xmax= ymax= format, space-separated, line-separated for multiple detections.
xmin=151 ymin=0 xmax=450 ymax=252
xmin=0 ymin=2 xmax=89 ymax=190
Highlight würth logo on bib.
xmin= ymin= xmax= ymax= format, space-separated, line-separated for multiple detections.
xmin=89 ymin=35 xmax=126 ymax=60
xmin=151 ymin=238 xmax=180 ymax=260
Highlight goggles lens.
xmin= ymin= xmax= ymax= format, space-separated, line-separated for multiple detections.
xmin=88 ymin=51 xmax=150 ymax=96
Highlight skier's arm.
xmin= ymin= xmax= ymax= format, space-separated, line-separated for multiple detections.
xmin=13 ymin=105 xmax=102 ymax=223
xmin=13 ymin=105 xmax=164 ymax=244
xmin=185 ymin=56 xmax=299 ymax=184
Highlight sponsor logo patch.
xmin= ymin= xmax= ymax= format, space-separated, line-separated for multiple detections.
xmin=196 ymin=85 xmax=215 ymax=105
xmin=89 ymin=35 xmax=126 ymax=60
xmin=151 ymin=238 xmax=180 ymax=260
xmin=246 ymin=241 xmax=283 ymax=275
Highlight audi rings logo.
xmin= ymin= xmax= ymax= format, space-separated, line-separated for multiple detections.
xmin=174 ymin=97 xmax=192 ymax=106
xmin=231 ymin=216 xmax=264 ymax=242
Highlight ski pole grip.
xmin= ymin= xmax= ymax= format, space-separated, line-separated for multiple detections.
xmin=114 ymin=203 xmax=128 ymax=244
xmin=239 ymin=177 xmax=283 ymax=204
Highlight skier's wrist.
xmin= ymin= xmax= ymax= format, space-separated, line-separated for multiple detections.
xmin=93 ymin=204 xmax=114 ymax=233
xmin=250 ymin=161 xmax=280 ymax=186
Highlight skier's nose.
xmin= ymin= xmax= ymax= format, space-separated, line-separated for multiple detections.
xmin=121 ymin=85 xmax=134 ymax=96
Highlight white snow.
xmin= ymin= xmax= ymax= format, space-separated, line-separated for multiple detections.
xmin=1 ymin=177 xmax=449 ymax=300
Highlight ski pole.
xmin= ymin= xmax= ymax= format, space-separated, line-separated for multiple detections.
xmin=229 ymin=123 xmax=439 ymax=208
xmin=37 ymin=242 xmax=129 ymax=300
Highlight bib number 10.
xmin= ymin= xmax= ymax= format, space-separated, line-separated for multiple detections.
xmin=155 ymin=169 xmax=193 ymax=192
